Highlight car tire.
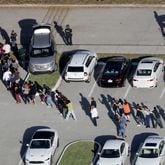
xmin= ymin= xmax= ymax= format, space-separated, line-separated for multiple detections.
xmin=57 ymin=138 xmax=59 ymax=148
xmin=86 ymin=74 xmax=91 ymax=83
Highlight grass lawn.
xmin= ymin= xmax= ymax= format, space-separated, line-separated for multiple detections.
xmin=0 ymin=0 xmax=164 ymax=4
xmin=28 ymin=53 xmax=165 ymax=88
xmin=58 ymin=141 xmax=97 ymax=165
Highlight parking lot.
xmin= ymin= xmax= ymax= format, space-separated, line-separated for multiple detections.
xmin=0 ymin=5 xmax=165 ymax=165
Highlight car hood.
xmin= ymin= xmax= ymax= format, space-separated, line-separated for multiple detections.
xmin=26 ymin=148 xmax=51 ymax=161
xmin=98 ymin=157 xmax=122 ymax=165
xmin=30 ymin=56 xmax=54 ymax=65
xmin=135 ymin=157 xmax=161 ymax=165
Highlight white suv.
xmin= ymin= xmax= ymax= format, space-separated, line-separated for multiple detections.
xmin=64 ymin=50 xmax=97 ymax=82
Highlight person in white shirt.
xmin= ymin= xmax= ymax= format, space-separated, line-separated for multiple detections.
xmin=3 ymin=43 xmax=11 ymax=55
xmin=2 ymin=68 xmax=12 ymax=89
xmin=90 ymin=105 xmax=99 ymax=126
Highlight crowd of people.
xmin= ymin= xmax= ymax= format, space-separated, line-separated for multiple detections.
xmin=110 ymin=97 xmax=164 ymax=138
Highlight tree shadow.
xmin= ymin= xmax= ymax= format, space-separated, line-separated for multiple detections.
xmin=0 ymin=26 xmax=10 ymax=44
xmin=19 ymin=125 xmax=50 ymax=163
xmin=154 ymin=11 xmax=165 ymax=37
xmin=54 ymin=21 xmax=67 ymax=45
xmin=130 ymin=132 xmax=159 ymax=164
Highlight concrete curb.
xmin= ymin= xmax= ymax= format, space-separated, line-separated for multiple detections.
xmin=56 ymin=139 xmax=101 ymax=165
xmin=1 ymin=4 xmax=165 ymax=8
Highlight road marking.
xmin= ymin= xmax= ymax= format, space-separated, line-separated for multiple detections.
xmin=124 ymin=84 xmax=131 ymax=99
xmin=160 ymin=87 xmax=165 ymax=99
xmin=88 ymin=63 xmax=105 ymax=98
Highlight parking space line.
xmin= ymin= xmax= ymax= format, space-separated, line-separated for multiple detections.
xmin=88 ymin=63 xmax=105 ymax=98
xmin=124 ymin=84 xmax=131 ymax=99
xmin=160 ymin=87 xmax=165 ymax=99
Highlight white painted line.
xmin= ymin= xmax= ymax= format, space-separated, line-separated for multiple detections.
xmin=87 ymin=63 xmax=105 ymax=98
xmin=88 ymin=81 xmax=97 ymax=98
xmin=160 ymin=87 xmax=165 ymax=99
xmin=18 ymin=159 xmax=23 ymax=165
xmin=124 ymin=84 xmax=131 ymax=99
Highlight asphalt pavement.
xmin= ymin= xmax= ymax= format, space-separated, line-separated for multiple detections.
xmin=0 ymin=5 xmax=165 ymax=165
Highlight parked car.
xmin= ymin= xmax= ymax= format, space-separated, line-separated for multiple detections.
xmin=25 ymin=128 xmax=59 ymax=165
xmin=98 ymin=57 xmax=131 ymax=87
xmin=132 ymin=57 xmax=164 ymax=88
xmin=135 ymin=135 xmax=165 ymax=165
xmin=64 ymin=50 xmax=97 ymax=82
xmin=96 ymin=139 xmax=129 ymax=165
xmin=29 ymin=24 xmax=57 ymax=73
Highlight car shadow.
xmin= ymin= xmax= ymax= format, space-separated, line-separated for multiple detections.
xmin=18 ymin=19 xmax=38 ymax=70
xmin=130 ymin=132 xmax=159 ymax=165
xmin=19 ymin=125 xmax=50 ymax=163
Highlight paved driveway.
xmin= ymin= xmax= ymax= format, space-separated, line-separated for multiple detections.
xmin=0 ymin=6 xmax=165 ymax=165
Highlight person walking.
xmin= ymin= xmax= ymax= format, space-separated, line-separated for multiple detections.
xmin=65 ymin=24 xmax=72 ymax=45
xmin=45 ymin=90 xmax=54 ymax=108
xmin=135 ymin=103 xmax=144 ymax=126
xmin=2 ymin=68 xmax=12 ymax=89
xmin=22 ymin=81 xmax=30 ymax=104
xmin=65 ymin=100 xmax=77 ymax=120
xmin=118 ymin=113 xmax=127 ymax=139
xmin=90 ymin=105 xmax=99 ymax=126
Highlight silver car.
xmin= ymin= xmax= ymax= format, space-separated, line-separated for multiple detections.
xmin=29 ymin=24 xmax=57 ymax=73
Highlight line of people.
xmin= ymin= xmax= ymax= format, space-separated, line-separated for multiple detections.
xmin=110 ymin=97 xmax=164 ymax=139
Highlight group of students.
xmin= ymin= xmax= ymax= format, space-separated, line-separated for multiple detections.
xmin=111 ymin=97 xmax=163 ymax=135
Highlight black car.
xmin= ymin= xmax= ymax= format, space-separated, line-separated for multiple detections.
xmin=98 ymin=57 xmax=131 ymax=87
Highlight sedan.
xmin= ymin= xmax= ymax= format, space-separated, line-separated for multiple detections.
xmin=132 ymin=57 xmax=164 ymax=88
xmin=96 ymin=139 xmax=129 ymax=165
xmin=25 ymin=128 xmax=59 ymax=165
xmin=135 ymin=136 xmax=165 ymax=165
xmin=98 ymin=57 xmax=131 ymax=87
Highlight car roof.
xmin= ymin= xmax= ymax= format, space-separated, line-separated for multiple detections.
xmin=143 ymin=136 xmax=165 ymax=148
xmin=32 ymin=26 xmax=51 ymax=48
xmin=103 ymin=139 xmax=126 ymax=149
xmin=69 ymin=51 xmax=91 ymax=66
xmin=138 ymin=57 xmax=161 ymax=70
xmin=33 ymin=128 xmax=55 ymax=140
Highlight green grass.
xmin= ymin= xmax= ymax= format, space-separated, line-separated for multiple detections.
xmin=28 ymin=53 xmax=165 ymax=88
xmin=58 ymin=141 xmax=96 ymax=165
xmin=0 ymin=0 xmax=164 ymax=4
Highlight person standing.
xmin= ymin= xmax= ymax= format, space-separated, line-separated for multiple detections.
xmin=65 ymin=24 xmax=72 ymax=45
xmin=90 ymin=97 xmax=97 ymax=108
xmin=65 ymin=100 xmax=77 ymax=120
xmin=22 ymin=81 xmax=30 ymax=104
xmin=90 ymin=105 xmax=99 ymax=126
xmin=118 ymin=113 xmax=127 ymax=139
xmin=28 ymin=81 xmax=37 ymax=105
xmin=10 ymin=30 xmax=18 ymax=56
xmin=123 ymin=100 xmax=131 ymax=122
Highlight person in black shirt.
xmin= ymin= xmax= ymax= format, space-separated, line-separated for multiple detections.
xmin=65 ymin=24 xmax=72 ymax=45
xmin=90 ymin=97 xmax=97 ymax=108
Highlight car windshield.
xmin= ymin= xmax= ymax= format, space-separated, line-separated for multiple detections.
xmin=30 ymin=140 xmax=50 ymax=149
xmin=101 ymin=149 xmax=120 ymax=158
xmin=139 ymin=148 xmax=159 ymax=158
xmin=31 ymin=48 xmax=52 ymax=57
xmin=67 ymin=66 xmax=84 ymax=72
xmin=103 ymin=62 xmax=122 ymax=76
xmin=137 ymin=69 xmax=152 ymax=76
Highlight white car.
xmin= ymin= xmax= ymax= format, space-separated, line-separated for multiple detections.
xmin=132 ymin=57 xmax=164 ymax=88
xmin=96 ymin=139 xmax=129 ymax=165
xmin=64 ymin=50 xmax=97 ymax=82
xmin=135 ymin=136 xmax=165 ymax=165
xmin=25 ymin=128 xmax=59 ymax=165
